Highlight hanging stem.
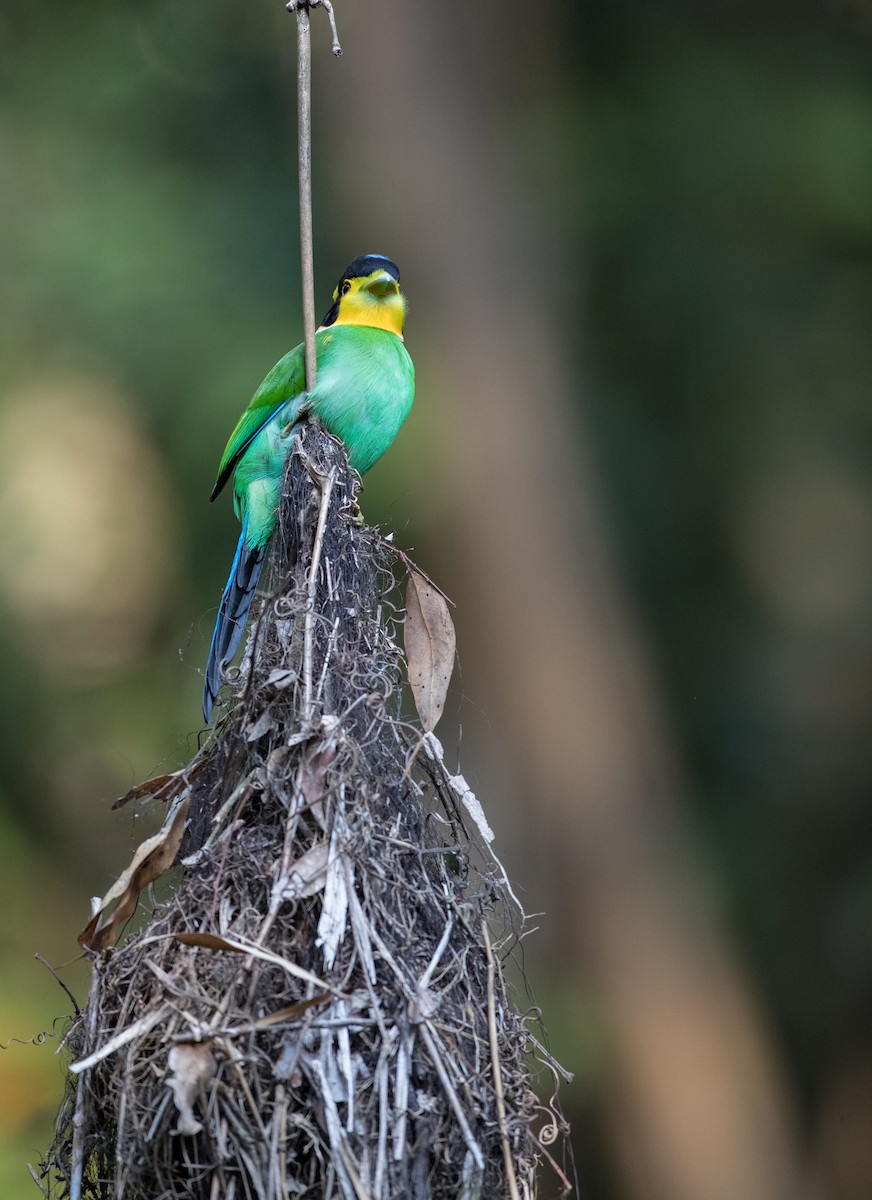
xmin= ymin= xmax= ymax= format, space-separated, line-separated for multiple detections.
xmin=295 ymin=5 xmax=317 ymax=392
xmin=288 ymin=0 xmax=342 ymax=394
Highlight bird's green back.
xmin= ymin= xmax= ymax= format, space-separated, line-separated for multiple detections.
xmin=211 ymin=344 xmax=307 ymax=501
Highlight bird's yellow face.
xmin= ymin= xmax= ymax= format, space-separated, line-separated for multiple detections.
xmin=325 ymin=268 xmax=406 ymax=338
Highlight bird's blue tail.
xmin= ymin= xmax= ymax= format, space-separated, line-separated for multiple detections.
xmin=203 ymin=516 xmax=266 ymax=723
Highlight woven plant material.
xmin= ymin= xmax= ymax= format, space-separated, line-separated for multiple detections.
xmin=42 ymin=427 xmax=569 ymax=1200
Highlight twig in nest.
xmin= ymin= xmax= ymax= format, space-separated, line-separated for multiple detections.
xmin=485 ymin=921 xmax=521 ymax=1200
xmin=69 ymin=964 xmax=102 ymax=1200
xmin=35 ymin=954 xmax=81 ymax=1018
xmin=420 ymin=1021 xmax=485 ymax=1176
xmin=303 ymin=460 xmax=335 ymax=719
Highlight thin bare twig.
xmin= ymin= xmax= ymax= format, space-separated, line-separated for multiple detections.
xmin=287 ymin=0 xmax=342 ymax=392
xmin=419 ymin=916 xmax=453 ymax=989
xmin=420 ymin=1021 xmax=485 ymax=1174
xmin=484 ymin=922 xmax=520 ymax=1200
xmin=371 ymin=534 xmax=456 ymax=608
xmin=303 ymin=463 xmax=336 ymax=718
xmin=35 ymin=953 xmax=82 ymax=1018
xmin=69 ymin=963 xmax=103 ymax=1200
xmin=70 ymin=1006 xmax=170 ymax=1077
xmin=293 ymin=4 xmax=317 ymax=392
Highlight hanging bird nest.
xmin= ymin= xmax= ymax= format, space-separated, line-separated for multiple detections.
xmin=41 ymin=426 xmax=571 ymax=1200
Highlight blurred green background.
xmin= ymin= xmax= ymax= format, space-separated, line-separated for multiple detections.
xmin=2 ymin=1 xmax=872 ymax=1197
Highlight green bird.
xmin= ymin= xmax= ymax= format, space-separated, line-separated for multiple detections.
xmin=203 ymin=253 xmax=414 ymax=722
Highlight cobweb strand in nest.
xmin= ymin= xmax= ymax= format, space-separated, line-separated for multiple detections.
xmin=41 ymin=426 xmax=571 ymax=1200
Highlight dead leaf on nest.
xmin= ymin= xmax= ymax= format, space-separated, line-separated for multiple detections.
xmin=253 ymin=993 xmax=330 ymax=1029
xmin=299 ymin=746 xmax=334 ymax=828
xmin=246 ymin=709 xmax=277 ymax=741
xmin=277 ymin=841 xmax=329 ymax=901
xmin=266 ymin=667 xmax=297 ymax=689
xmin=112 ymin=762 xmax=202 ymax=811
xmin=79 ymin=799 xmax=189 ymax=952
xmin=174 ymin=931 xmax=245 ymax=953
xmin=166 ymin=1041 xmax=217 ymax=1136
xmin=408 ymin=984 xmax=439 ymax=1024
xmin=174 ymin=932 xmax=334 ymax=991
xmin=404 ymin=569 xmax=456 ymax=732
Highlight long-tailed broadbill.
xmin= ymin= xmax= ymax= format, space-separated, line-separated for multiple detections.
xmin=203 ymin=253 xmax=414 ymax=721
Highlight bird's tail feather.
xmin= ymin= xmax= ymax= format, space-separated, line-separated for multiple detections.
xmin=203 ymin=516 xmax=266 ymax=723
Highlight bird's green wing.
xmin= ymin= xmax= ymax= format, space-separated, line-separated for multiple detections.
xmin=210 ymin=341 xmax=307 ymax=501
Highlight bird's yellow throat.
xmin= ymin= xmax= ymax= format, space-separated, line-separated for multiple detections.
xmin=330 ymin=273 xmax=406 ymax=337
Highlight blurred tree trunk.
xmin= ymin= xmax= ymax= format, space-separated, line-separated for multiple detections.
xmin=310 ymin=2 xmax=810 ymax=1198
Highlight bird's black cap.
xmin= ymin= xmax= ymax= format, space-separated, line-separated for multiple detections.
xmin=339 ymin=254 xmax=400 ymax=285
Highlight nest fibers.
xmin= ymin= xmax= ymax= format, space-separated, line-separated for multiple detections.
xmin=42 ymin=427 xmax=571 ymax=1200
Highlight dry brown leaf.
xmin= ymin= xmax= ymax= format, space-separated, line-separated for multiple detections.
xmin=174 ymin=932 xmax=334 ymax=991
xmin=278 ymin=841 xmax=330 ymax=901
xmin=266 ymin=667 xmax=296 ymax=689
xmin=79 ymin=799 xmax=189 ymax=951
xmin=112 ymin=763 xmax=201 ymax=811
xmin=252 ymin=993 xmax=330 ymax=1029
xmin=404 ymin=569 xmax=456 ymax=732
xmin=166 ymin=1041 xmax=217 ymax=1136
xmin=175 ymin=931 xmax=245 ymax=953
xmin=246 ymin=709 xmax=276 ymax=741
xmin=299 ymin=746 xmax=334 ymax=828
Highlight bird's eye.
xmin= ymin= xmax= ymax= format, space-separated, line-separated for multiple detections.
xmin=340 ymin=280 xmax=352 ymax=296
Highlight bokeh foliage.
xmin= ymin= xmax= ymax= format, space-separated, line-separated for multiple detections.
xmin=579 ymin=4 xmax=872 ymax=1110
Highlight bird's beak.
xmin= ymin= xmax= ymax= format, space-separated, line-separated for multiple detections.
xmin=365 ymin=272 xmax=400 ymax=299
